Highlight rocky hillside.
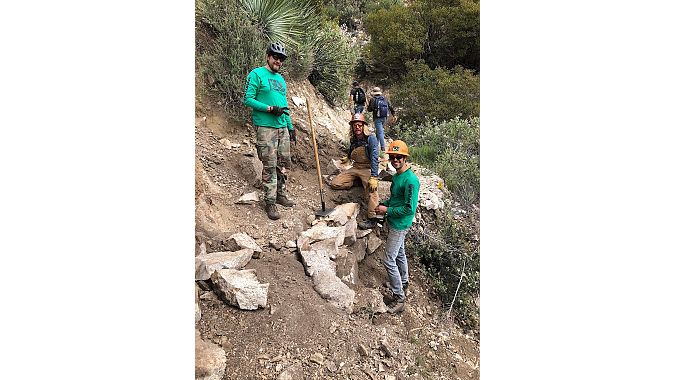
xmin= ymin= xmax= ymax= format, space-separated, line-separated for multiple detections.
xmin=194 ymin=79 xmax=479 ymax=380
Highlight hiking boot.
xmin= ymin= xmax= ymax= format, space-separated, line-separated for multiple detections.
xmin=265 ymin=203 xmax=280 ymax=220
xmin=387 ymin=298 xmax=405 ymax=314
xmin=384 ymin=281 xmax=410 ymax=297
xmin=276 ymin=193 xmax=295 ymax=207
xmin=358 ymin=218 xmax=379 ymax=230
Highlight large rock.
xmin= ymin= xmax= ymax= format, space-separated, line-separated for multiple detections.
xmin=301 ymin=222 xmax=345 ymax=246
xmin=312 ymin=269 xmax=355 ymax=313
xmin=335 ymin=247 xmax=358 ymax=286
xmin=350 ymin=238 xmax=368 ymax=263
xmin=299 ymin=244 xmax=336 ymax=277
xmin=323 ymin=202 xmax=360 ymax=226
xmin=343 ymin=217 xmax=357 ymax=246
xmin=195 ymin=248 xmax=254 ymax=280
xmin=195 ymin=331 xmax=227 ymax=380
xmin=223 ymin=232 xmax=262 ymax=253
xmin=367 ymin=235 xmax=383 ymax=255
xmin=211 ymin=269 xmax=269 ymax=310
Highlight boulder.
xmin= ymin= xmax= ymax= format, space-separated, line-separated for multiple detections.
xmin=335 ymin=247 xmax=358 ymax=286
xmin=195 ymin=249 xmax=254 ymax=280
xmin=312 ymin=269 xmax=355 ymax=313
xmin=223 ymin=232 xmax=262 ymax=253
xmin=367 ymin=235 xmax=383 ymax=255
xmin=210 ymin=269 xmax=269 ymax=310
xmin=195 ymin=331 xmax=227 ymax=380
xmin=301 ymin=221 xmax=345 ymax=246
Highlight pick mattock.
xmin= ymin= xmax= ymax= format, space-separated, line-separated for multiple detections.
xmin=306 ymin=97 xmax=334 ymax=217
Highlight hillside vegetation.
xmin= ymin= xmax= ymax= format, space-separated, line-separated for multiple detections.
xmin=195 ymin=0 xmax=480 ymax=332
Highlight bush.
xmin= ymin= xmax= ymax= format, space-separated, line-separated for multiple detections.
xmin=392 ymin=60 xmax=479 ymax=124
xmin=196 ymin=0 xmax=267 ymax=117
xmin=363 ymin=5 xmax=426 ymax=79
xmin=409 ymin=208 xmax=479 ymax=329
xmin=308 ymin=21 xmax=358 ymax=106
xmin=391 ymin=116 xmax=479 ymax=207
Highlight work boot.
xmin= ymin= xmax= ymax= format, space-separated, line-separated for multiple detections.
xmin=386 ymin=298 xmax=405 ymax=314
xmin=358 ymin=218 xmax=379 ymax=230
xmin=265 ymin=203 xmax=280 ymax=220
xmin=276 ymin=193 xmax=295 ymax=207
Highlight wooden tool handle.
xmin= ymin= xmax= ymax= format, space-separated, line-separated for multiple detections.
xmin=307 ymin=98 xmax=324 ymax=192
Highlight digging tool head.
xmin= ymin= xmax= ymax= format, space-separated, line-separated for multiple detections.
xmin=315 ymin=205 xmax=335 ymax=217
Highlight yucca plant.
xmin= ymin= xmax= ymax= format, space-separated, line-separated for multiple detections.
xmin=238 ymin=0 xmax=319 ymax=49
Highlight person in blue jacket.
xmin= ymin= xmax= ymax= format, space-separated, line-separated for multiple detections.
xmin=328 ymin=113 xmax=381 ymax=229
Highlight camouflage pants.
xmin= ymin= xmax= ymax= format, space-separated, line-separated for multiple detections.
xmin=256 ymin=126 xmax=291 ymax=204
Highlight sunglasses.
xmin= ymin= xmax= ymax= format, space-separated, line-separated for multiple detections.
xmin=389 ymin=154 xmax=405 ymax=161
xmin=271 ymin=54 xmax=286 ymax=62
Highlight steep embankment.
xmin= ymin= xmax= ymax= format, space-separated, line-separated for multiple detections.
xmin=194 ymin=79 xmax=479 ymax=380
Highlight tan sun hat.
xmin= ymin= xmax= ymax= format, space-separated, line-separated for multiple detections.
xmin=371 ymin=87 xmax=382 ymax=96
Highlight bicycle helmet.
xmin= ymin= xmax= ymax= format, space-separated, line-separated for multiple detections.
xmin=266 ymin=42 xmax=287 ymax=58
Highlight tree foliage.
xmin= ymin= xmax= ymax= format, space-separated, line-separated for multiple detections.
xmin=364 ymin=0 xmax=479 ymax=79
xmin=392 ymin=61 xmax=479 ymax=124
xmin=363 ymin=5 xmax=426 ymax=78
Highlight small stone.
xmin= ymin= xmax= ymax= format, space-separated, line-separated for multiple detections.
xmin=270 ymin=240 xmax=283 ymax=250
xmin=380 ymin=339 xmax=394 ymax=357
xmin=309 ymin=352 xmax=324 ymax=365
xmin=357 ymin=343 xmax=369 ymax=357
xmin=282 ymin=221 xmax=290 ymax=228
xmin=270 ymin=305 xmax=277 ymax=315
xmin=325 ymin=360 xmax=337 ymax=373
xmin=285 ymin=240 xmax=297 ymax=249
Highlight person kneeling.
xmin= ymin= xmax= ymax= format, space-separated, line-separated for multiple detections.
xmin=329 ymin=113 xmax=381 ymax=229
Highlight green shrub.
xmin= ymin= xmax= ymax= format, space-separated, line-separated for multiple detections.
xmin=196 ymin=0 xmax=267 ymax=116
xmin=410 ymin=208 xmax=480 ymax=329
xmin=308 ymin=21 xmax=358 ymax=106
xmin=322 ymin=0 xmax=366 ymax=30
xmin=363 ymin=5 xmax=426 ymax=79
xmin=392 ymin=60 xmax=479 ymax=124
xmin=392 ymin=116 xmax=479 ymax=207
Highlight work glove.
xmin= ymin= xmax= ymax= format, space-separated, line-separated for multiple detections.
xmin=289 ymin=129 xmax=296 ymax=144
xmin=270 ymin=106 xmax=289 ymax=116
xmin=368 ymin=176 xmax=378 ymax=192
xmin=340 ymin=155 xmax=349 ymax=164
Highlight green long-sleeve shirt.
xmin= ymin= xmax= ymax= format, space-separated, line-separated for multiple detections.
xmin=243 ymin=66 xmax=293 ymax=130
xmin=382 ymin=167 xmax=420 ymax=230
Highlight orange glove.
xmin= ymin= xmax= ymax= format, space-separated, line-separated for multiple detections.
xmin=340 ymin=155 xmax=349 ymax=164
xmin=368 ymin=176 xmax=378 ymax=192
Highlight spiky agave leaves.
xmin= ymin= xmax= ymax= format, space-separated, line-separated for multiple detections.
xmin=238 ymin=0 xmax=318 ymax=50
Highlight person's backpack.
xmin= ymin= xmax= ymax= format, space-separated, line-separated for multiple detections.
xmin=375 ymin=95 xmax=389 ymax=118
xmin=353 ymin=87 xmax=366 ymax=104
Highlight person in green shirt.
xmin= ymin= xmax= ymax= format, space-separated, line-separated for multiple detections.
xmin=375 ymin=140 xmax=420 ymax=314
xmin=243 ymin=42 xmax=297 ymax=220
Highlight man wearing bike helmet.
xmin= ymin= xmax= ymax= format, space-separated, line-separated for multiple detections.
xmin=243 ymin=42 xmax=296 ymax=220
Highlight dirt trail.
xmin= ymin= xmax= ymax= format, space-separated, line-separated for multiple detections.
xmin=195 ymin=80 xmax=479 ymax=379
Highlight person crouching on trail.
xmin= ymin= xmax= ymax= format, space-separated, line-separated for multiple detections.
xmin=329 ymin=113 xmax=382 ymax=229
xmin=243 ymin=42 xmax=297 ymax=220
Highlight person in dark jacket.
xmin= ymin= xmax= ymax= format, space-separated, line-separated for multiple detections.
xmin=349 ymin=81 xmax=367 ymax=114
xmin=366 ymin=86 xmax=395 ymax=153
xmin=329 ymin=113 xmax=381 ymax=228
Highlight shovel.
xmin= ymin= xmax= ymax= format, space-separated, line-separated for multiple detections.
xmin=306 ymin=97 xmax=334 ymax=217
